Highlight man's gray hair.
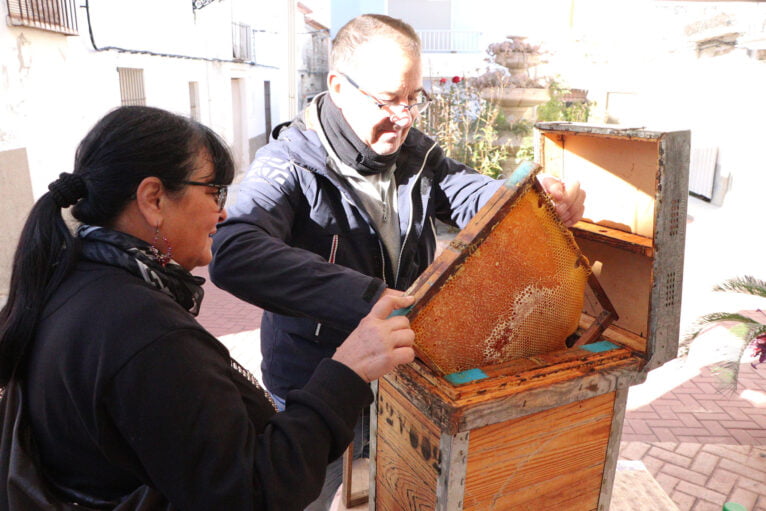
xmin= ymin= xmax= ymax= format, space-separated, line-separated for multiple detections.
xmin=331 ymin=14 xmax=421 ymax=73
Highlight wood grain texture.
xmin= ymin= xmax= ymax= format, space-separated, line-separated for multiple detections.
xmin=576 ymin=237 xmax=653 ymax=340
xmin=578 ymin=316 xmax=648 ymax=355
xmin=436 ymin=432 xmax=470 ymax=511
xmin=384 ymin=349 xmax=642 ymax=434
xmin=461 ymin=392 xmax=615 ymax=510
xmin=571 ymin=222 xmax=653 ymax=257
xmin=368 ymin=381 xmax=379 ymax=507
xmin=598 ymin=388 xmax=629 ymax=511
xmin=646 ymin=131 xmax=689 ymax=371
xmin=541 ymin=133 xmax=658 ymax=236
xmin=374 ymin=378 xmax=440 ymax=511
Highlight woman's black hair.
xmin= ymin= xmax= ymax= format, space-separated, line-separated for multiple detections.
xmin=0 ymin=106 xmax=235 ymax=385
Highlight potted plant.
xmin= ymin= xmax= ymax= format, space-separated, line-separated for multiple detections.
xmin=681 ymin=275 xmax=766 ymax=392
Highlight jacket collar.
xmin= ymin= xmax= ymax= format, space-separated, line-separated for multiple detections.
xmin=281 ymin=93 xmax=437 ymax=183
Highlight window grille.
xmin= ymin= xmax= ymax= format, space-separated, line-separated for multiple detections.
xmin=5 ymin=0 xmax=78 ymax=35
xmin=117 ymin=68 xmax=146 ymax=107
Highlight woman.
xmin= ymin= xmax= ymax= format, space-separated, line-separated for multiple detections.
xmin=0 ymin=106 xmax=415 ymax=510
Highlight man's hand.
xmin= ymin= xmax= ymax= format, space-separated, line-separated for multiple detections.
xmin=332 ymin=294 xmax=416 ymax=383
xmin=539 ymin=175 xmax=586 ymax=228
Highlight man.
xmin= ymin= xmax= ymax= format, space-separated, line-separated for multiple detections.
xmin=210 ymin=14 xmax=585 ymax=509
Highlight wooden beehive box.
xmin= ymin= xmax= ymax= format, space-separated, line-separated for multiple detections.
xmin=369 ymin=123 xmax=690 ymax=511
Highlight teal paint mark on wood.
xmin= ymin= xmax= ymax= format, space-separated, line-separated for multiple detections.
xmin=505 ymin=160 xmax=538 ymax=188
xmin=581 ymin=340 xmax=620 ymax=353
xmin=445 ymin=368 xmax=489 ymax=385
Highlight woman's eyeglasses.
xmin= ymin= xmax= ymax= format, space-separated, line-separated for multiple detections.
xmin=182 ymin=181 xmax=228 ymax=211
xmin=340 ymin=73 xmax=431 ymax=115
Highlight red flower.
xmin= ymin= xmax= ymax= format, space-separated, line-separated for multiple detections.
xmin=451 ymin=76 xmax=461 ymax=84
xmin=439 ymin=77 xmax=447 ymax=84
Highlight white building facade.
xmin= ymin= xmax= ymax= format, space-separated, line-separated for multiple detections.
xmin=0 ymin=0 xmax=330 ymax=298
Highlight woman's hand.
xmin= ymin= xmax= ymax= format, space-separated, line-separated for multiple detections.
xmin=332 ymin=294 xmax=416 ymax=383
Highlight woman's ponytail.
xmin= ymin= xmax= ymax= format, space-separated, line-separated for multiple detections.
xmin=0 ymin=174 xmax=85 ymax=385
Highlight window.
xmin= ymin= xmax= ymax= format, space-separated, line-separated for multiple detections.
xmin=5 ymin=0 xmax=78 ymax=35
xmin=117 ymin=68 xmax=146 ymax=107
xmin=232 ymin=22 xmax=254 ymax=62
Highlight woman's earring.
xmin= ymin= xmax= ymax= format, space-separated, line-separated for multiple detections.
xmin=150 ymin=226 xmax=173 ymax=267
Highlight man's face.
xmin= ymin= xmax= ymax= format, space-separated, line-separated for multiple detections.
xmin=329 ymin=37 xmax=423 ymax=155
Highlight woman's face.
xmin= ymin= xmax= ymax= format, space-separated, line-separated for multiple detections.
xmin=162 ymin=151 xmax=227 ymax=271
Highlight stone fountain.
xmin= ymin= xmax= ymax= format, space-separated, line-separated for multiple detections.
xmin=478 ymin=36 xmax=550 ymax=124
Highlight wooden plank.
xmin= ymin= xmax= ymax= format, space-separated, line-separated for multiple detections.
xmin=386 ymin=353 xmax=643 ymax=434
xmin=570 ymin=272 xmax=619 ymax=348
xmin=577 ymin=237 xmax=652 ymax=341
xmin=341 ymin=443 xmax=368 ymax=508
xmin=373 ymin=481 xmax=397 ymax=511
xmin=579 ymin=315 xmax=648 ymax=354
xmin=369 ymin=381 xmax=379 ymax=508
xmin=536 ymin=122 xmax=668 ymax=141
xmin=572 ymin=222 xmax=653 ymax=257
xmin=540 ymin=132 xmax=659 ymax=237
xmin=462 ymin=392 xmax=614 ymax=510
xmin=609 ymin=461 xmax=680 ymax=511
xmin=435 ymin=432 xmax=469 ymax=511
xmin=374 ymin=379 xmax=440 ymax=510
xmin=598 ymin=388 xmax=629 ymax=510
xmin=394 ymin=348 xmax=635 ymax=408
xmin=466 ymin=463 xmax=605 ymax=510
xmin=645 ymin=132 xmax=689 ymax=371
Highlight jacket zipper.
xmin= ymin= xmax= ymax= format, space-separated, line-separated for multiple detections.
xmin=315 ymin=234 xmax=340 ymax=337
xmin=379 ymin=240 xmax=388 ymax=287
xmin=393 ymin=141 xmax=439 ymax=288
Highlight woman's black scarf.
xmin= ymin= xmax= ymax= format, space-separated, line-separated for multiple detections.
xmin=77 ymin=226 xmax=204 ymax=316
xmin=316 ymin=93 xmax=400 ymax=176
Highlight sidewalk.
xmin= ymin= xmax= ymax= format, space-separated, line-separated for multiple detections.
xmin=195 ymin=197 xmax=766 ymax=511
xmin=619 ymin=354 xmax=766 ymax=510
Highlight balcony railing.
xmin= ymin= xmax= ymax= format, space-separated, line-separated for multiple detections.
xmin=5 ymin=0 xmax=78 ymax=35
xmin=417 ymin=30 xmax=482 ymax=53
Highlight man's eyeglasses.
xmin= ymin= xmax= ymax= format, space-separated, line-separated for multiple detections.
xmin=340 ymin=73 xmax=431 ymax=115
xmin=182 ymin=181 xmax=228 ymax=211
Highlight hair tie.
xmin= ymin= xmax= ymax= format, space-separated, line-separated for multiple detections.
xmin=48 ymin=172 xmax=87 ymax=208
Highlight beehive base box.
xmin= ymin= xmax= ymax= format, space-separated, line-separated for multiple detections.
xmin=369 ymin=123 xmax=690 ymax=510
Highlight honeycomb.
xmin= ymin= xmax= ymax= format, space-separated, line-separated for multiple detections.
xmin=410 ymin=183 xmax=591 ymax=376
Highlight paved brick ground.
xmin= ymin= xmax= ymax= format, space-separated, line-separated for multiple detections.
xmin=193 ymin=267 xmax=262 ymax=339
xmin=619 ymin=363 xmax=766 ymax=511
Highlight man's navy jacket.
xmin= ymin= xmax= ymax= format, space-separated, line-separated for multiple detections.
xmin=210 ymin=118 xmax=502 ymax=398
